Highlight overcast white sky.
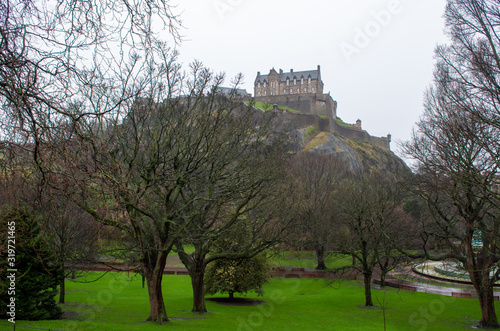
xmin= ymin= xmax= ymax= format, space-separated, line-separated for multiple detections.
xmin=172 ymin=0 xmax=449 ymax=156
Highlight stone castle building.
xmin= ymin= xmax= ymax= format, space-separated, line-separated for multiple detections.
xmin=254 ymin=66 xmax=324 ymax=97
xmin=252 ymin=65 xmax=391 ymax=150
xmin=253 ymin=66 xmax=337 ymax=120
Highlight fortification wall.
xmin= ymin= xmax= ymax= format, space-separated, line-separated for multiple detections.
xmin=246 ymin=97 xmax=390 ymax=150
xmin=330 ymin=120 xmax=391 ymax=149
xmin=268 ymin=110 xmax=389 ymax=149
xmin=255 ymin=93 xmax=337 ymax=120
xmin=270 ymin=110 xmax=330 ymax=132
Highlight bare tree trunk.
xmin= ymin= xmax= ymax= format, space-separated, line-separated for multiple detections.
xmin=59 ymin=276 xmax=65 ymax=304
xmin=472 ymin=274 xmax=499 ymax=329
xmin=58 ymin=260 xmax=65 ymax=304
xmin=189 ymin=262 xmax=207 ymax=313
xmin=379 ymin=259 xmax=389 ymax=288
xmin=144 ymin=253 xmax=168 ymax=323
xmin=177 ymin=247 xmax=208 ymax=313
xmin=364 ymin=273 xmax=373 ymax=307
xmin=379 ymin=271 xmax=386 ymax=288
xmin=477 ymin=286 xmax=498 ymax=328
xmin=466 ymin=236 xmax=499 ymax=328
xmin=229 ymin=290 xmax=234 ymax=300
xmin=315 ymin=245 xmax=327 ymax=270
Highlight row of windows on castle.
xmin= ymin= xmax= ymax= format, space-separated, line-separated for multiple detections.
xmin=256 ymin=77 xmax=316 ymax=96
xmin=257 ymin=87 xmax=316 ymax=96
xmin=257 ymin=77 xmax=313 ymax=88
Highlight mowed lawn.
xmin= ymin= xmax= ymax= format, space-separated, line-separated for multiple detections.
xmin=1 ymin=271 xmax=494 ymax=331
xmin=267 ymin=250 xmax=352 ymax=269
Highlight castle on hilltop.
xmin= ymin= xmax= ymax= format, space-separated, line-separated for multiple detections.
xmin=253 ymin=66 xmax=337 ymax=121
xmin=251 ymin=65 xmax=392 ymax=150
xmin=255 ymin=66 xmax=324 ymax=97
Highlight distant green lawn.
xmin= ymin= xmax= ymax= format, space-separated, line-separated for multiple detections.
xmin=2 ymin=271 xmax=493 ymax=330
xmin=268 ymin=250 xmax=352 ymax=270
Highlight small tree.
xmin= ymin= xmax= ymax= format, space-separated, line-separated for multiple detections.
xmin=376 ymin=205 xmax=416 ymax=287
xmin=39 ymin=197 xmax=100 ymax=304
xmin=336 ymin=172 xmax=405 ymax=307
xmin=205 ymin=253 xmax=269 ymax=300
xmin=204 ymin=224 xmax=270 ymax=300
xmin=0 ymin=205 xmax=62 ymax=320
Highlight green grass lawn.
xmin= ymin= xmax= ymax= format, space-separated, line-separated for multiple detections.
xmin=268 ymin=250 xmax=352 ymax=270
xmin=1 ymin=271 xmax=493 ymax=331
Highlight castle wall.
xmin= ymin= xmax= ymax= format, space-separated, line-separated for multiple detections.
xmin=255 ymin=93 xmax=337 ymax=120
xmin=268 ymin=111 xmax=390 ymax=150
xmin=271 ymin=111 xmax=330 ymax=132
xmin=330 ymin=120 xmax=391 ymax=149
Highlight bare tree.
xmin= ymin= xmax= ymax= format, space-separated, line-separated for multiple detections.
xmin=175 ymin=191 xmax=286 ymax=313
xmin=437 ymin=1 xmax=500 ymax=141
xmin=403 ymin=0 xmax=500 ymax=327
xmin=0 ymin=140 xmax=101 ymax=304
xmin=0 ymin=0 xmax=181 ymax=198
xmin=38 ymin=197 xmax=100 ymax=304
xmin=49 ymin=54 xmax=283 ymax=322
xmin=336 ymin=172 xmax=404 ymax=307
xmin=168 ymin=91 xmax=288 ymax=314
xmin=404 ymin=101 xmax=500 ymax=328
xmin=286 ymin=151 xmax=348 ymax=270
xmin=376 ymin=205 xmax=416 ymax=287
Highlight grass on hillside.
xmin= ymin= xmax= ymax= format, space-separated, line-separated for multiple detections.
xmin=304 ymin=132 xmax=329 ymax=151
xmin=334 ymin=117 xmax=355 ymax=128
xmin=2 ymin=271 xmax=493 ymax=331
xmin=245 ymin=101 xmax=300 ymax=113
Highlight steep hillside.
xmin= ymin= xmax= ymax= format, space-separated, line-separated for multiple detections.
xmin=297 ymin=127 xmax=410 ymax=175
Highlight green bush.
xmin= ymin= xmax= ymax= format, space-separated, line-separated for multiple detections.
xmin=205 ymin=252 xmax=269 ymax=299
xmin=304 ymin=126 xmax=317 ymax=139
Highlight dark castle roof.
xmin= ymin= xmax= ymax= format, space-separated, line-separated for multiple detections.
xmin=255 ymin=67 xmax=320 ymax=84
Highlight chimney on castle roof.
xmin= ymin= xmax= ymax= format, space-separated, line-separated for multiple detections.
xmin=290 ymin=69 xmax=293 ymax=73
xmin=257 ymin=71 xmax=260 ymax=76
xmin=317 ymin=65 xmax=321 ymax=71
xmin=279 ymin=69 xmax=283 ymax=74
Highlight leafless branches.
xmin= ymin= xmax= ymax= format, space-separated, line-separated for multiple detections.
xmin=403 ymin=1 xmax=500 ymax=327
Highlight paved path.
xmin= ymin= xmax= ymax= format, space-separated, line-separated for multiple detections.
xmin=374 ymin=275 xmax=480 ymax=299
xmin=374 ymin=269 xmax=500 ymax=300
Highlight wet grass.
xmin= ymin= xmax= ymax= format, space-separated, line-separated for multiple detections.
xmin=267 ymin=250 xmax=352 ymax=270
xmin=2 ymin=271 xmax=494 ymax=330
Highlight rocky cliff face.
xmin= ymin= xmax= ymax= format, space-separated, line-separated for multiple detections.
xmin=294 ymin=126 xmax=410 ymax=175
xmin=251 ymin=107 xmax=409 ymax=175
